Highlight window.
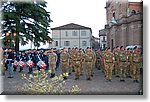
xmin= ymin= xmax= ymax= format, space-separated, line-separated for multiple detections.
xmin=64 ymin=41 xmax=70 ymax=46
xmin=72 ymin=31 xmax=77 ymax=36
xmin=131 ymin=10 xmax=136 ymax=15
xmin=113 ymin=12 xmax=115 ymax=18
xmin=81 ymin=31 xmax=86 ymax=36
xmin=103 ymin=36 xmax=105 ymax=41
xmin=65 ymin=31 xmax=68 ymax=36
xmin=55 ymin=41 xmax=58 ymax=46
xmin=82 ymin=41 xmax=87 ymax=46
xmin=103 ymin=44 xmax=106 ymax=49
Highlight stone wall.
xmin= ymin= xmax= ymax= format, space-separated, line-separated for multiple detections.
xmin=106 ymin=13 xmax=143 ymax=49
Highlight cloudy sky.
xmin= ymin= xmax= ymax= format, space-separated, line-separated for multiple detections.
xmin=20 ymin=0 xmax=141 ymax=50
xmin=45 ymin=0 xmax=141 ymax=37
xmin=45 ymin=0 xmax=106 ymax=38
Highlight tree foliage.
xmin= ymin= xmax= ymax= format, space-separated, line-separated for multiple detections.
xmin=1 ymin=0 xmax=53 ymax=50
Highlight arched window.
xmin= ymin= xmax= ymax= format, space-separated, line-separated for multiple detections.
xmin=131 ymin=10 xmax=136 ymax=15
xmin=113 ymin=12 xmax=115 ymax=18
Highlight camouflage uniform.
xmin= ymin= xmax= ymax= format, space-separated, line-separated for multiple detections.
xmin=79 ymin=50 xmax=84 ymax=75
xmin=95 ymin=51 xmax=101 ymax=70
xmin=100 ymin=51 xmax=105 ymax=72
xmin=126 ymin=51 xmax=133 ymax=77
xmin=118 ymin=50 xmax=128 ymax=81
xmin=71 ymin=48 xmax=75 ymax=72
xmin=132 ymin=50 xmax=142 ymax=82
xmin=68 ymin=49 xmax=73 ymax=74
xmin=84 ymin=51 xmax=95 ymax=80
xmin=49 ymin=52 xmax=57 ymax=76
xmin=91 ymin=50 xmax=96 ymax=77
xmin=72 ymin=51 xmax=82 ymax=79
xmin=104 ymin=51 xmax=114 ymax=81
xmin=114 ymin=49 xmax=120 ymax=77
xmin=60 ymin=52 xmax=69 ymax=78
xmin=101 ymin=51 xmax=106 ymax=75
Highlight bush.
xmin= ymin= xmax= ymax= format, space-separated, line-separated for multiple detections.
xmin=21 ymin=69 xmax=81 ymax=95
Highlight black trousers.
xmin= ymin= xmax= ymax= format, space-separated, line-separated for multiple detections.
xmin=29 ymin=67 xmax=33 ymax=73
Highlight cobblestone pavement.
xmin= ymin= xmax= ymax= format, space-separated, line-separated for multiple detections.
xmin=1 ymin=66 xmax=142 ymax=95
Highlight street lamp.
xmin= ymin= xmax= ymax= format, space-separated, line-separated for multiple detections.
xmin=5 ymin=32 xmax=16 ymax=48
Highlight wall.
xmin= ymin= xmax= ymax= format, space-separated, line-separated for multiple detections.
xmin=51 ymin=29 xmax=92 ymax=49
xmin=106 ymin=13 xmax=143 ymax=49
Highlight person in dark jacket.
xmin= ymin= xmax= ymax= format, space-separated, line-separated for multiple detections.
xmin=42 ymin=51 xmax=49 ymax=71
xmin=26 ymin=50 xmax=34 ymax=74
xmin=18 ymin=51 xmax=24 ymax=72
xmin=32 ymin=50 xmax=37 ymax=69
xmin=13 ymin=51 xmax=18 ymax=71
xmin=35 ymin=51 xmax=42 ymax=71
xmin=7 ymin=48 xmax=14 ymax=78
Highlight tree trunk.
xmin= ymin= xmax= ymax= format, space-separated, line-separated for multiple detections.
xmin=15 ymin=32 xmax=19 ymax=52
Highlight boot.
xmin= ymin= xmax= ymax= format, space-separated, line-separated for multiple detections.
xmin=13 ymin=67 xmax=17 ymax=72
xmin=50 ymin=73 xmax=55 ymax=78
xmin=63 ymin=76 xmax=68 ymax=80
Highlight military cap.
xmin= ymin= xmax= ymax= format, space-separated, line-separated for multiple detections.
xmin=127 ymin=48 xmax=130 ymax=50
xmin=75 ymin=47 xmax=78 ymax=49
xmin=120 ymin=46 xmax=124 ymax=49
xmin=116 ymin=46 xmax=119 ymax=48
xmin=133 ymin=46 xmax=137 ymax=50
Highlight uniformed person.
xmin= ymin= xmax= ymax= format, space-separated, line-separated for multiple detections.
xmin=60 ymin=48 xmax=69 ymax=80
xmin=79 ymin=48 xmax=84 ymax=76
xmin=56 ymin=49 xmax=61 ymax=70
xmin=71 ymin=48 xmax=75 ymax=72
xmin=95 ymin=50 xmax=101 ymax=70
xmin=113 ymin=46 xmax=120 ymax=77
xmin=84 ymin=47 xmax=95 ymax=80
xmin=68 ymin=48 xmax=73 ymax=75
xmin=90 ymin=48 xmax=96 ymax=77
xmin=26 ymin=50 xmax=34 ymax=74
xmin=102 ymin=49 xmax=107 ymax=76
xmin=99 ymin=50 xmax=104 ymax=73
xmin=103 ymin=48 xmax=114 ymax=81
xmin=132 ymin=46 xmax=142 ymax=83
xmin=72 ymin=47 xmax=82 ymax=80
xmin=126 ymin=48 xmax=133 ymax=78
xmin=42 ymin=51 xmax=49 ymax=71
xmin=118 ymin=46 xmax=128 ymax=82
xmin=7 ymin=48 xmax=14 ymax=78
xmin=18 ymin=51 xmax=24 ymax=72
xmin=49 ymin=48 xmax=57 ymax=78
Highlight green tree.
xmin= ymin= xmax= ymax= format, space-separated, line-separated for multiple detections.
xmin=1 ymin=0 xmax=52 ymax=51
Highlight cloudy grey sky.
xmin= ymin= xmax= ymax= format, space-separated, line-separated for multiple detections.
xmin=45 ymin=0 xmax=141 ymax=38
xmin=45 ymin=0 xmax=106 ymax=38
xmin=20 ymin=0 xmax=141 ymax=50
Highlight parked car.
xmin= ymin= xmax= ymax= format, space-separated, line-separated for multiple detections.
xmin=125 ymin=45 xmax=142 ymax=51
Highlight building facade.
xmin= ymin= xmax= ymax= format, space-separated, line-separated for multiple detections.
xmin=50 ymin=23 xmax=92 ymax=49
xmin=91 ymin=36 xmax=100 ymax=50
xmin=99 ymin=29 xmax=107 ymax=50
xmin=104 ymin=0 xmax=143 ymax=49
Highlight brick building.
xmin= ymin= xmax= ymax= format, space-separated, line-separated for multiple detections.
xmin=104 ymin=0 xmax=143 ymax=49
